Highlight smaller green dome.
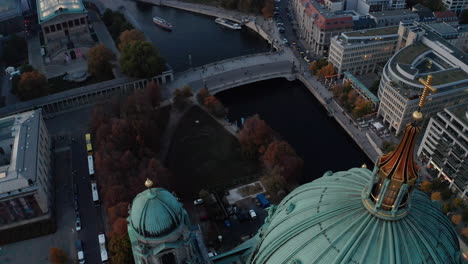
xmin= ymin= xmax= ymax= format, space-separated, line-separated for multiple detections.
xmin=129 ymin=188 xmax=187 ymax=238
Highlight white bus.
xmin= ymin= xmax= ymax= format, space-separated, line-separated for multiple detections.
xmin=87 ymin=155 xmax=95 ymax=177
xmin=98 ymin=233 xmax=109 ymax=263
xmin=91 ymin=181 xmax=99 ymax=206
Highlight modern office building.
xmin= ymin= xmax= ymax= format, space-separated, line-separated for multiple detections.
xmin=37 ymin=0 xmax=92 ymax=58
xmin=329 ymin=26 xmax=399 ymax=77
xmin=292 ymin=0 xmax=356 ymax=56
xmin=417 ymin=104 xmax=468 ymax=198
xmin=425 ymin=22 xmax=468 ymax=51
xmin=377 ymin=22 xmax=468 ymax=135
xmin=442 ymin=0 xmax=467 ymax=15
xmin=0 ymin=110 xmax=53 ymax=232
xmin=368 ymin=9 xmax=419 ymax=27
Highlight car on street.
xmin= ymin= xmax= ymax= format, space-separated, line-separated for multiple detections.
xmin=224 ymin=219 xmax=231 ymax=227
xmin=304 ymin=56 xmax=311 ymax=63
xmin=75 ymin=215 xmax=81 ymax=231
xmin=292 ymin=42 xmax=296 ymax=46
xmin=76 ymin=240 xmax=85 ymax=264
xmin=249 ymin=209 xmax=257 ymax=219
xmin=208 ymin=251 xmax=218 ymax=257
xmin=73 ymin=198 xmax=79 ymax=212
xmin=73 ymin=183 xmax=78 ymax=200
xmin=193 ymin=199 xmax=204 ymax=205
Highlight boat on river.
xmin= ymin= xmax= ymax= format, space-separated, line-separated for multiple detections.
xmin=153 ymin=16 xmax=172 ymax=30
xmin=215 ymin=17 xmax=242 ymax=30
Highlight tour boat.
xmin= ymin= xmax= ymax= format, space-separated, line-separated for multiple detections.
xmin=215 ymin=17 xmax=242 ymax=30
xmin=153 ymin=16 xmax=172 ymax=30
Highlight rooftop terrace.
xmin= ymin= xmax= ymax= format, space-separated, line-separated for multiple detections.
xmin=37 ymin=0 xmax=86 ymax=24
xmin=344 ymin=26 xmax=398 ymax=37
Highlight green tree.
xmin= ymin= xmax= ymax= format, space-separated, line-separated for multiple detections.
xmin=462 ymin=208 xmax=468 ymax=222
xmin=441 ymin=188 xmax=452 ymax=200
xmin=453 ymin=198 xmax=465 ymax=209
xmin=49 ymin=248 xmax=67 ymax=264
xmin=422 ymin=0 xmax=444 ymax=11
xmin=261 ymin=166 xmax=287 ymax=196
xmin=102 ymin=9 xmax=134 ymax=41
xmin=120 ymin=41 xmax=166 ymax=78
xmin=442 ymin=202 xmax=453 ymax=214
xmin=109 ymin=234 xmax=134 ymax=264
xmin=16 ymin=71 xmax=48 ymax=101
xmin=87 ymin=44 xmax=115 ymax=79
xmin=432 ymin=177 xmax=442 ymax=191
xmin=118 ymin=29 xmax=145 ymax=51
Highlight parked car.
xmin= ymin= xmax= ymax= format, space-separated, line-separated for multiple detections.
xmin=73 ymin=198 xmax=79 ymax=212
xmin=249 ymin=209 xmax=257 ymax=219
xmin=73 ymin=184 xmax=78 ymax=200
xmin=193 ymin=199 xmax=204 ymax=205
xmin=75 ymin=216 xmax=82 ymax=231
xmin=208 ymin=251 xmax=218 ymax=257
xmin=304 ymin=56 xmax=311 ymax=63
xmin=76 ymin=240 xmax=85 ymax=264
xmin=292 ymin=42 xmax=296 ymax=46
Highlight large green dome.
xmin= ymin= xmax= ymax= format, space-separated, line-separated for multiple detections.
xmin=248 ymin=168 xmax=462 ymax=264
xmin=129 ymin=188 xmax=188 ymax=238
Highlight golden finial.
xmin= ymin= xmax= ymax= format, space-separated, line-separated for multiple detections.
xmin=361 ymin=164 xmax=367 ymax=168
xmin=414 ymin=75 xmax=437 ymax=121
xmin=145 ymin=178 xmax=153 ymax=189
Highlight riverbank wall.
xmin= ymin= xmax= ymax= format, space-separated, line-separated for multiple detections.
xmin=136 ymin=0 xmax=281 ymax=49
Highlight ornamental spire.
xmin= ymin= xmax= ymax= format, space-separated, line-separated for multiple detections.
xmin=364 ymin=75 xmax=436 ymax=218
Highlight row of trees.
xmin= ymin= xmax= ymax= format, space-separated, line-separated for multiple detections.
xmin=309 ymin=59 xmax=336 ymax=79
xmin=238 ymin=115 xmax=303 ymax=196
xmin=102 ymin=9 xmax=134 ymax=41
xmin=196 ymin=87 xmax=227 ymax=118
xmin=332 ymin=81 xmax=374 ymax=119
xmin=91 ymin=81 xmax=169 ymax=264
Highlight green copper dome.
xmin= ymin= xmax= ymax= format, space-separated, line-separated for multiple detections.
xmin=129 ymin=188 xmax=188 ymax=238
xmin=248 ymin=168 xmax=462 ymax=264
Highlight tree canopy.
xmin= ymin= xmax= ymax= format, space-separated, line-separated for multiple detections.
xmin=109 ymin=234 xmax=134 ymax=264
xmin=87 ymin=44 xmax=115 ymax=79
xmin=49 ymin=248 xmax=67 ymax=264
xmin=16 ymin=71 xmax=49 ymax=101
xmin=118 ymin=29 xmax=145 ymax=51
xmin=238 ymin=114 xmax=276 ymax=158
xmin=120 ymin=41 xmax=166 ymax=78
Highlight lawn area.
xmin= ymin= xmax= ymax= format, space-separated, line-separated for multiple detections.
xmin=166 ymin=106 xmax=259 ymax=199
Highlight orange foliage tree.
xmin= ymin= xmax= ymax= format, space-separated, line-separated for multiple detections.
xmin=431 ymin=192 xmax=442 ymax=201
xmin=49 ymin=248 xmax=67 ymax=264
xmin=16 ymin=70 xmax=48 ymax=101
xmin=111 ymin=218 xmax=129 ymax=237
xmin=261 ymin=0 xmax=275 ymax=18
xmin=317 ymin=63 xmax=336 ymax=78
xmin=87 ymin=44 xmax=115 ymax=79
xmin=118 ymin=29 xmax=145 ymax=51
xmin=238 ymin=115 xmax=276 ymax=158
xmin=204 ymin=96 xmax=226 ymax=117
xmin=262 ymin=140 xmax=304 ymax=182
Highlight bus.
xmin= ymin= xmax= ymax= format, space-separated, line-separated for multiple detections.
xmin=91 ymin=181 xmax=99 ymax=206
xmin=87 ymin=155 xmax=95 ymax=177
xmin=85 ymin=133 xmax=93 ymax=154
xmin=98 ymin=233 xmax=109 ymax=263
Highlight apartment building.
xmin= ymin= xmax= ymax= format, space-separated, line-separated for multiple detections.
xmin=329 ymin=26 xmax=399 ymax=77
xmin=417 ymin=104 xmax=467 ymax=198
xmin=442 ymin=0 xmax=468 ymax=15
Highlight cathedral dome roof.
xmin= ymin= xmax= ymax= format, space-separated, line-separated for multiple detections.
xmin=129 ymin=187 xmax=187 ymax=238
xmin=249 ymin=168 xmax=461 ymax=264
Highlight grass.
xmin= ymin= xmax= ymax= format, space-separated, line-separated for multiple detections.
xmin=166 ymin=106 xmax=259 ymax=199
xmin=47 ymin=72 xmax=114 ymax=94
xmin=394 ymin=43 xmax=430 ymax=65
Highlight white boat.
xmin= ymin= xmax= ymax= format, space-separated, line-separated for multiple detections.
xmin=215 ymin=17 xmax=242 ymax=30
xmin=153 ymin=16 xmax=172 ymax=30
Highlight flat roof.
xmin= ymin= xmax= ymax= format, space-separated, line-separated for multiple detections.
xmin=344 ymin=26 xmax=398 ymax=37
xmin=447 ymin=103 xmax=468 ymax=127
xmin=394 ymin=43 xmax=431 ymax=65
xmin=0 ymin=110 xmax=41 ymax=196
xmin=426 ymin=23 xmax=458 ymax=35
xmin=370 ymin=9 xmax=417 ymax=18
xmin=37 ymin=0 xmax=86 ymax=24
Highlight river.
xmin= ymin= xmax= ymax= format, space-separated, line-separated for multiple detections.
xmin=128 ymin=2 xmax=370 ymax=182
xmin=217 ymin=79 xmax=371 ymax=183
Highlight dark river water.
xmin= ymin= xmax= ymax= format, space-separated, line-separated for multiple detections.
xmin=130 ymin=2 xmax=370 ymax=182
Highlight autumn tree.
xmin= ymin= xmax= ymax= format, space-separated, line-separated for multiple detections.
xmin=118 ymin=29 xmax=145 ymax=51
xmin=204 ymin=96 xmax=226 ymax=118
xmin=111 ymin=218 xmax=128 ymax=237
xmin=16 ymin=70 xmax=48 ymax=101
xmin=442 ymin=202 xmax=453 ymax=214
xmin=332 ymin=84 xmax=343 ymax=97
xmin=317 ymin=63 xmax=336 ymax=79
xmin=261 ymin=166 xmax=287 ymax=197
xmin=238 ymin=114 xmax=276 ymax=158
xmin=419 ymin=180 xmax=432 ymax=193
xmin=104 ymin=184 xmax=128 ymax=207
xmin=451 ymin=214 xmax=462 ymax=225
xmin=49 ymin=248 xmax=67 ymax=264
xmin=108 ymin=202 xmax=130 ymax=225
xmin=463 ymin=227 xmax=468 ymax=238
xmin=431 ymin=192 xmax=441 ymax=201
xmin=109 ymin=234 xmax=134 ymax=264
xmin=309 ymin=60 xmax=318 ymax=75
xmin=120 ymin=41 xmax=166 ymax=78
xmin=352 ymin=96 xmax=373 ymax=119
xmin=262 ymin=140 xmax=303 ymax=183
xmin=261 ymin=0 xmax=275 ymax=18
xmin=87 ymin=44 xmax=115 ymax=80
xmin=453 ymin=198 xmax=465 ymax=209
xmin=173 ymin=87 xmax=192 ymax=110
xmin=196 ymin=87 xmax=211 ymax=104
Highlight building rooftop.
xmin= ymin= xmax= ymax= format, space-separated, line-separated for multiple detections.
xmin=36 ymin=0 xmax=86 ymax=24
xmin=433 ymin=10 xmax=457 ymax=19
xmin=369 ymin=9 xmax=417 ymax=18
xmin=300 ymin=0 xmax=356 ymax=30
xmin=447 ymin=103 xmax=468 ymax=127
xmin=0 ymin=0 xmax=21 ymax=21
xmin=344 ymin=26 xmax=398 ymax=37
xmin=0 ymin=110 xmax=41 ymax=197
xmin=425 ymin=22 xmax=458 ymax=36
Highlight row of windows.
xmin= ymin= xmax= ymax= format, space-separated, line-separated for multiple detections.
xmin=44 ymin=17 xmax=86 ymax=34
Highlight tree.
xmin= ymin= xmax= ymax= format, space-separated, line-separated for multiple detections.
xmin=262 ymin=140 xmax=303 ymax=183
xmin=432 ymin=177 xmax=442 ymax=191
xmin=382 ymin=141 xmax=397 ymax=153
xmin=317 ymin=63 xmax=336 ymax=79
xmin=451 ymin=214 xmax=462 ymax=225
xmin=16 ymin=71 xmax=48 ymax=100
xmin=461 ymin=10 xmax=468 ymax=24
xmin=87 ymin=44 xmax=115 ymax=79
xmin=104 ymin=185 xmax=128 ymax=207
xmin=238 ymin=115 xmax=276 ymax=158
xmin=204 ymin=96 xmax=226 ymax=118
xmin=442 ymin=202 xmax=453 ymax=214
xmin=463 ymin=209 xmax=468 ymax=222
xmin=352 ymin=97 xmax=373 ymax=119
xmin=261 ymin=166 xmax=287 ymax=196
xmin=419 ymin=180 xmax=432 ymax=193
xmin=49 ymin=248 xmax=67 ymax=264
xmin=453 ymin=198 xmax=465 ymax=209
xmin=422 ymin=0 xmax=444 ymax=11
xmin=173 ymin=88 xmax=191 ymax=110
xmin=431 ymin=192 xmax=441 ymax=201
xmin=196 ymin=87 xmax=211 ymax=104
xmin=181 ymin=85 xmax=193 ymax=97
xmin=441 ymin=188 xmax=452 ymax=200
xmin=462 ymin=227 xmax=468 ymax=238
xmin=332 ymin=84 xmax=343 ymax=97
xmin=118 ymin=29 xmax=145 ymax=51
xmin=261 ymin=0 xmax=275 ymax=18
xmin=109 ymin=234 xmax=134 ymax=264
xmin=309 ymin=61 xmax=318 ymax=75
xmin=120 ymin=41 xmax=166 ymax=78
xmin=111 ymin=218 xmax=128 ymax=236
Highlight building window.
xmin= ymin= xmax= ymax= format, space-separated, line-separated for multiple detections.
xmin=74 ymin=19 xmax=79 ymax=26
xmin=44 ymin=27 xmax=50 ymax=34
xmin=57 ymin=24 xmax=62 ymax=30
xmin=68 ymin=21 xmax=74 ymax=28
xmin=50 ymin=25 xmax=56 ymax=32
xmin=80 ymin=17 xmax=85 ymax=24
xmin=62 ymin=22 xmax=67 ymax=28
